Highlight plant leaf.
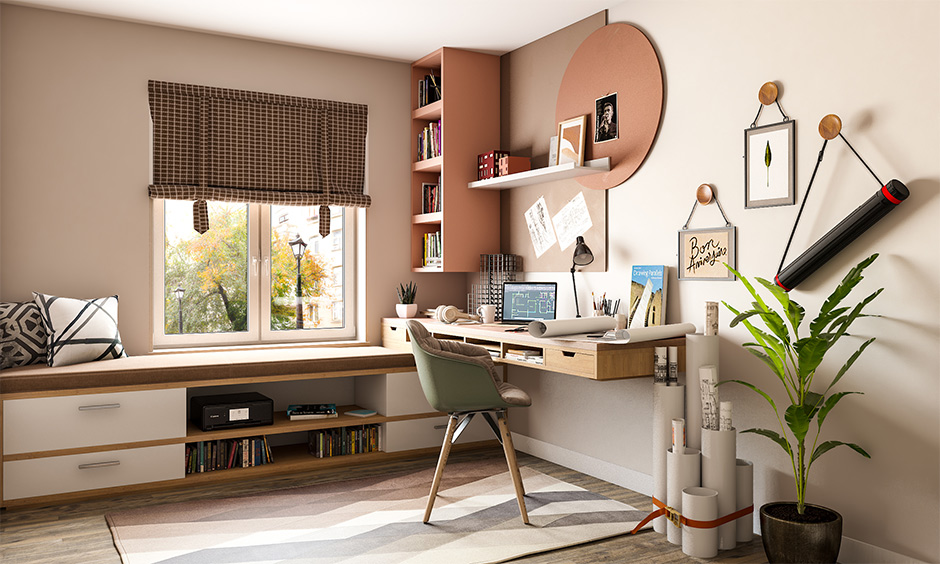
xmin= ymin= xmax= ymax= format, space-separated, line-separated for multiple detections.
xmin=803 ymin=391 xmax=825 ymax=419
xmin=785 ymin=403 xmax=812 ymax=443
xmin=765 ymin=140 xmax=772 ymax=167
xmin=817 ymin=391 xmax=862 ymax=430
xmin=827 ymin=337 xmax=876 ymax=393
xmin=810 ymin=440 xmax=871 ymax=467
xmin=816 ymin=254 xmax=878 ymax=323
xmin=827 ymin=288 xmax=884 ymax=347
xmin=811 ymin=306 xmax=849 ymax=337
xmin=725 ymin=379 xmax=779 ymax=414
xmin=794 ymin=337 xmax=829 ymax=385
xmin=757 ymin=276 xmax=805 ymax=336
xmin=743 ymin=428 xmax=792 ymax=456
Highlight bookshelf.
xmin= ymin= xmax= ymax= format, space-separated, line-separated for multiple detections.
xmin=468 ymin=157 xmax=612 ymax=190
xmin=410 ymin=48 xmax=501 ymax=272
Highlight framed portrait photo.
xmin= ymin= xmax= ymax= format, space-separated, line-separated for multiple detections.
xmin=745 ymin=120 xmax=795 ymax=208
xmin=677 ymin=226 xmax=736 ymax=281
xmin=556 ymin=115 xmax=587 ymax=167
xmin=594 ymin=93 xmax=618 ymax=143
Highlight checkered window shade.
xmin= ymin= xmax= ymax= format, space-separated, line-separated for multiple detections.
xmin=147 ymin=80 xmax=369 ymax=236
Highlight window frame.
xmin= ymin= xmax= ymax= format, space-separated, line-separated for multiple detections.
xmin=151 ymin=200 xmax=357 ymax=349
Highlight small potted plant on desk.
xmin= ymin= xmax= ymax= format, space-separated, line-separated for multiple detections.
xmin=396 ymin=281 xmax=418 ymax=318
xmin=722 ymin=254 xmax=881 ymax=563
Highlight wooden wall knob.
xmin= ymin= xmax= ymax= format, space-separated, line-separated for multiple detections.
xmin=696 ymin=183 xmax=714 ymax=205
xmin=819 ymin=114 xmax=842 ymax=140
xmin=758 ymin=82 xmax=778 ymax=105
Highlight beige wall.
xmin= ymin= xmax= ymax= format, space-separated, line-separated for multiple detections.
xmin=0 ymin=5 xmax=468 ymax=352
xmin=508 ymin=0 xmax=939 ymax=561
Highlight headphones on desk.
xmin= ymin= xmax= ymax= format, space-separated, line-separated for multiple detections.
xmin=434 ymin=305 xmax=480 ymax=324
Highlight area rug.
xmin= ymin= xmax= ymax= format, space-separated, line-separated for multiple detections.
xmin=106 ymin=459 xmax=650 ymax=564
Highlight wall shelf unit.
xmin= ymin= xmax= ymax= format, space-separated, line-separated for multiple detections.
xmin=410 ymin=47 xmax=501 ymax=272
xmin=468 ymin=157 xmax=611 ymax=190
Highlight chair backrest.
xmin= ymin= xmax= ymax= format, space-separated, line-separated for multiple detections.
xmin=405 ymin=320 xmax=509 ymax=413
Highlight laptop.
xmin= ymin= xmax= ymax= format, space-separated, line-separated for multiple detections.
xmin=501 ymin=282 xmax=557 ymax=324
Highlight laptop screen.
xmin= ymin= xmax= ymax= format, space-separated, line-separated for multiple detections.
xmin=501 ymin=282 xmax=557 ymax=323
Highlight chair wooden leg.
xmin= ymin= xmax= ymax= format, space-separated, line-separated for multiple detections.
xmin=497 ymin=411 xmax=529 ymax=524
xmin=424 ymin=414 xmax=457 ymax=523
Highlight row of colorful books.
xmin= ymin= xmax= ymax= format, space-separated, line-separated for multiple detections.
xmin=417 ymin=73 xmax=441 ymax=108
xmin=417 ymin=120 xmax=442 ymax=161
xmin=307 ymin=424 xmax=382 ymax=458
xmin=422 ymin=231 xmax=442 ymax=267
xmin=421 ymin=181 xmax=442 ymax=214
xmin=185 ymin=436 xmax=273 ymax=474
xmin=287 ymin=403 xmax=378 ymax=421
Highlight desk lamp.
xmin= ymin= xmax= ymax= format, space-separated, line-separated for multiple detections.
xmin=570 ymin=236 xmax=594 ymax=317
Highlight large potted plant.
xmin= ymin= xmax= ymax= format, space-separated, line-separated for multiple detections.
xmin=722 ymin=254 xmax=881 ymax=563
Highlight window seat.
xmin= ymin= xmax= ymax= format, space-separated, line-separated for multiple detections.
xmin=0 ymin=346 xmax=417 ymax=395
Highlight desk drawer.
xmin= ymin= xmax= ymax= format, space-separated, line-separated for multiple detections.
xmin=382 ymin=322 xmax=412 ymax=352
xmin=3 ymin=389 xmax=186 ymax=455
xmin=3 ymin=444 xmax=184 ymax=500
xmin=544 ymin=349 xmax=596 ymax=377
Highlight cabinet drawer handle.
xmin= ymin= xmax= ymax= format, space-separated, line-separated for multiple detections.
xmin=78 ymin=460 xmax=121 ymax=470
xmin=78 ymin=403 xmax=121 ymax=411
xmin=562 ymin=351 xmax=576 ymax=357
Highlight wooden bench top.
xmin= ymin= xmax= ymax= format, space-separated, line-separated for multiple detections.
xmin=0 ymin=346 xmax=417 ymax=395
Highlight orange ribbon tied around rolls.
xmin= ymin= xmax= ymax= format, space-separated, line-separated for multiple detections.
xmin=630 ymin=496 xmax=753 ymax=534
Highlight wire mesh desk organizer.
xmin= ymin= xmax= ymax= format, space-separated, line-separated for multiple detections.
xmin=468 ymin=254 xmax=520 ymax=320
xmin=774 ymin=113 xmax=910 ymax=291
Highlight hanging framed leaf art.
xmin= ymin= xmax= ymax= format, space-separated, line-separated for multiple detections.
xmin=745 ymin=120 xmax=795 ymax=208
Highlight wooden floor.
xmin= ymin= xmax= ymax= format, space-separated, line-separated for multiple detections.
xmin=0 ymin=446 xmax=767 ymax=563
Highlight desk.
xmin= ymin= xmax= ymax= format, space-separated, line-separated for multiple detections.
xmin=382 ymin=318 xmax=685 ymax=381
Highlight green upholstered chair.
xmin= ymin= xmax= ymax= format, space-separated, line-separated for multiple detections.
xmin=405 ymin=320 xmax=532 ymax=524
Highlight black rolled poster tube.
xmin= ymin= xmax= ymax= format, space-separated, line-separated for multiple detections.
xmin=775 ymin=179 xmax=909 ymax=291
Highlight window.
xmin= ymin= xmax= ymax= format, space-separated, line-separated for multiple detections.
xmin=153 ymin=200 xmax=357 ymax=347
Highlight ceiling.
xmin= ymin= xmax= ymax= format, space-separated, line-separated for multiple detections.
xmin=5 ymin=0 xmax=614 ymax=62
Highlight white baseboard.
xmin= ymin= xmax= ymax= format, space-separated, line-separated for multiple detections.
xmin=512 ymin=433 xmax=653 ymax=496
xmin=513 ymin=433 xmax=922 ymax=564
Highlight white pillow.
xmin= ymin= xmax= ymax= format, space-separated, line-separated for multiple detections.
xmin=33 ymin=293 xmax=127 ymax=367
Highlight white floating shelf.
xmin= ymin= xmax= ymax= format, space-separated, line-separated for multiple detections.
xmin=467 ymin=157 xmax=611 ymax=190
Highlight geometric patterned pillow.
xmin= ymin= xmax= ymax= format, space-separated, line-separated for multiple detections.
xmin=0 ymin=301 xmax=48 ymax=369
xmin=33 ymin=293 xmax=127 ymax=367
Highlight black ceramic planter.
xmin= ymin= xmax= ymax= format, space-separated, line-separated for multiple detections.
xmin=760 ymin=502 xmax=843 ymax=563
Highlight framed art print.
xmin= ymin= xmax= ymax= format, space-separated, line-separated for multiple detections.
xmin=678 ymin=226 xmax=736 ymax=281
xmin=594 ymin=93 xmax=618 ymax=143
xmin=745 ymin=120 xmax=795 ymax=208
xmin=556 ymin=115 xmax=587 ymax=167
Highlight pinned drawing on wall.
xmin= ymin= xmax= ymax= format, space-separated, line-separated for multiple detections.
xmin=556 ymin=115 xmax=587 ymax=166
xmin=594 ymin=93 xmax=619 ymax=143
xmin=678 ymin=184 xmax=736 ymax=281
xmin=744 ymin=81 xmax=795 ymax=208
xmin=524 ymin=196 xmax=556 ymax=258
xmin=552 ymin=192 xmax=593 ymax=251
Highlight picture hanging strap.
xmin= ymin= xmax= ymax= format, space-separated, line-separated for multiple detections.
xmin=749 ymin=81 xmax=789 ymax=129
xmin=682 ymin=190 xmax=731 ymax=230
xmin=776 ymin=114 xmax=885 ymax=275
xmin=749 ymin=99 xmax=790 ymax=128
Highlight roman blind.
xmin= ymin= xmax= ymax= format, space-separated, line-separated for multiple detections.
xmin=148 ymin=80 xmax=369 ymax=237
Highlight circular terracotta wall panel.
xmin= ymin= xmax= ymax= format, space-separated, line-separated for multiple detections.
xmin=556 ymin=23 xmax=663 ymax=190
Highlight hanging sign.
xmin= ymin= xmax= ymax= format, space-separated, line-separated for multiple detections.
xmin=678 ymin=184 xmax=736 ymax=281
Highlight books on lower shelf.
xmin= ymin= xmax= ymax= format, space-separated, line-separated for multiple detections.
xmin=422 ymin=231 xmax=442 ymax=267
xmin=505 ymin=348 xmax=544 ymax=365
xmin=308 ymin=424 xmax=382 ymax=458
xmin=421 ymin=181 xmax=442 ymax=214
xmin=287 ymin=403 xmax=338 ymax=421
xmin=185 ymin=436 xmax=273 ymax=474
xmin=417 ymin=120 xmax=442 ymax=161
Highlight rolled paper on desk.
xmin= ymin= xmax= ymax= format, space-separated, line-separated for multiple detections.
xmin=527 ymin=316 xmax=615 ymax=337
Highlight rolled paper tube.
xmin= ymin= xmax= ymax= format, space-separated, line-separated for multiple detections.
xmin=699 ymin=365 xmax=719 ymax=431
xmin=736 ymin=459 xmax=755 ymax=542
xmin=666 ymin=448 xmax=701 ymax=545
xmin=672 ymin=418 xmax=686 ymax=455
xmin=668 ymin=346 xmax=679 ymax=385
xmin=705 ymin=301 xmax=719 ymax=336
xmin=652 ymin=384 xmax=685 ymax=534
xmin=684 ymin=334 xmax=718 ymax=449
xmin=720 ymin=401 xmax=732 ymax=431
xmin=654 ymin=347 xmax=668 ymax=385
xmin=682 ymin=486 xmax=719 ymax=558
xmin=702 ymin=427 xmax=737 ymax=550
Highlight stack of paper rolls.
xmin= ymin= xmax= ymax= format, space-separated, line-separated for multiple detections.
xmin=652 ymin=383 xmax=685 ymax=534
xmin=702 ymin=427 xmax=737 ymax=549
xmin=684 ymin=333 xmax=718 ymax=449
